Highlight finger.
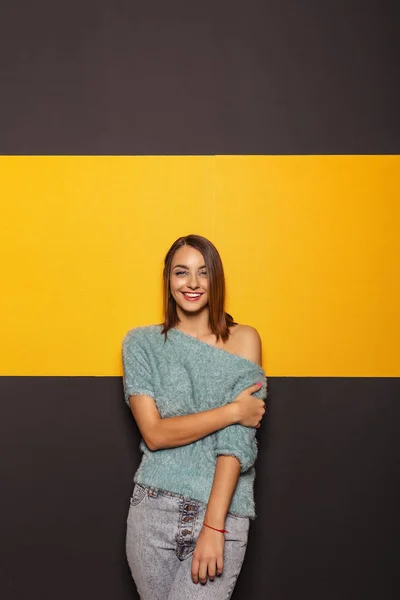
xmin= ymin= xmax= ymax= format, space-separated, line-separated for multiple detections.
xmin=216 ymin=555 xmax=224 ymax=576
xmin=191 ymin=557 xmax=200 ymax=584
xmin=250 ymin=382 xmax=263 ymax=393
xmin=208 ymin=559 xmax=216 ymax=581
xmin=199 ymin=560 xmax=208 ymax=585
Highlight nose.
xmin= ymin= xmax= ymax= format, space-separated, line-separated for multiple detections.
xmin=187 ymin=273 xmax=200 ymax=289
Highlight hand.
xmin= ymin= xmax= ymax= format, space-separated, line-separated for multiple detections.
xmin=233 ymin=382 xmax=266 ymax=428
xmin=191 ymin=526 xmax=225 ymax=584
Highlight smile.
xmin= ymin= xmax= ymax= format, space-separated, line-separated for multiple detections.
xmin=181 ymin=292 xmax=203 ymax=301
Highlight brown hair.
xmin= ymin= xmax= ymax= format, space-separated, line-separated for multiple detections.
xmin=161 ymin=234 xmax=236 ymax=342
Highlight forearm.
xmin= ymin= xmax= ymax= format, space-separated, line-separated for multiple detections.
xmin=203 ymin=455 xmax=241 ymax=529
xmin=151 ymin=405 xmax=240 ymax=450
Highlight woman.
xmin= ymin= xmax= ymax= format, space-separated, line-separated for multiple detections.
xmin=122 ymin=234 xmax=267 ymax=600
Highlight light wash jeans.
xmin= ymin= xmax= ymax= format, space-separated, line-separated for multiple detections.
xmin=126 ymin=483 xmax=250 ymax=600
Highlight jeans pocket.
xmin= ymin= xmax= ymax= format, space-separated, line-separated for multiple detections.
xmin=129 ymin=483 xmax=147 ymax=507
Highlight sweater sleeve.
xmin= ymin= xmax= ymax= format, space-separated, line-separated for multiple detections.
xmin=214 ymin=372 xmax=267 ymax=473
xmin=122 ymin=329 xmax=155 ymax=405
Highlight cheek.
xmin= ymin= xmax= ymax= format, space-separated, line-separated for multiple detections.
xmin=170 ymin=278 xmax=182 ymax=292
xmin=170 ymin=283 xmax=186 ymax=300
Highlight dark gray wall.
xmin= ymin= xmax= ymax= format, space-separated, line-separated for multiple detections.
xmin=0 ymin=0 xmax=399 ymax=155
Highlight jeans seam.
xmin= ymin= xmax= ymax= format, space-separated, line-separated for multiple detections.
xmin=223 ymin=579 xmax=237 ymax=600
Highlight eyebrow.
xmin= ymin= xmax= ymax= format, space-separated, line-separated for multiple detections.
xmin=172 ymin=264 xmax=207 ymax=270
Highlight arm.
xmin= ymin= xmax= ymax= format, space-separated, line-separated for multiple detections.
xmin=214 ymin=326 xmax=266 ymax=472
xmin=191 ymin=455 xmax=240 ymax=584
xmin=128 ymin=383 xmax=263 ymax=451
xmin=129 ymin=395 xmax=236 ymax=451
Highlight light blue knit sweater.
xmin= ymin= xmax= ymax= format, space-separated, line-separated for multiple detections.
xmin=122 ymin=325 xmax=267 ymax=518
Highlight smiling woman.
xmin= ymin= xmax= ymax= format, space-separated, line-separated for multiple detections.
xmin=162 ymin=235 xmax=239 ymax=344
xmin=122 ymin=234 xmax=267 ymax=599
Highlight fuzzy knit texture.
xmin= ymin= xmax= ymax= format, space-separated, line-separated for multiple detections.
xmin=122 ymin=325 xmax=267 ymax=518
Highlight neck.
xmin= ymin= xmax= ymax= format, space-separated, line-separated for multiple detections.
xmin=175 ymin=306 xmax=211 ymax=337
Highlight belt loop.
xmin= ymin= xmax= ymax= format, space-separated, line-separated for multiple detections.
xmin=148 ymin=487 xmax=159 ymax=498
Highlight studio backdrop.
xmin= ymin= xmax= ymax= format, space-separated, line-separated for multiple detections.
xmin=0 ymin=2 xmax=399 ymax=599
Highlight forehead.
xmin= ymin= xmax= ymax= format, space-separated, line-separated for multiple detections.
xmin=171 ymin=245 xmax=205 ymax=266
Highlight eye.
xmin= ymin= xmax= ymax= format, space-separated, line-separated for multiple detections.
xmin=175 ymin=270 xmax=187 ymax=276
xmin=199 ymin=270 xmax=207 ymax=277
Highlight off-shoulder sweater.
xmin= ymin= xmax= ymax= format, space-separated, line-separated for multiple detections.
xmin=122 ymin=325 xmax=267 ymax=518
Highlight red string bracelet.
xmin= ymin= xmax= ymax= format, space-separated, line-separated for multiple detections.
xmin=203 ymin=522 xmax=229 ymax=534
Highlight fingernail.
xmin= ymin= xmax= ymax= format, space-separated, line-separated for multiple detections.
xmin=257 ymin=382 xmax=262 ymax=386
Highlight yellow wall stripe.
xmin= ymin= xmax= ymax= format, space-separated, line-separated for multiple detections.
xmin=1 ymin=156 xmax=398 ymax=376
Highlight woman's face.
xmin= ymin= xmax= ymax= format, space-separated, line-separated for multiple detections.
xmin=170 ymin=245 xmax=209 ymax=314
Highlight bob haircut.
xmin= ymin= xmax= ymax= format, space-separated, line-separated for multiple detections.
xmin=161 ymin=234 xmax=236 ymax=342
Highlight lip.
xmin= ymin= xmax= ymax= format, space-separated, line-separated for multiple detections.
xmin=181 ymin=292 xmax=204 ymax=302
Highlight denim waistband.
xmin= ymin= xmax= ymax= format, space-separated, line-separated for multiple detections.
xmin=136 ymin=482 xmax=207 ymax=506
xmin=135 ymin=481 xmax=249 ymax=519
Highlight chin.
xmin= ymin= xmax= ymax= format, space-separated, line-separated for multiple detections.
xmin=178 ymin=302 xmax=208 ymax=314
xmin=173 ymin=296 xmax=208 ymax=313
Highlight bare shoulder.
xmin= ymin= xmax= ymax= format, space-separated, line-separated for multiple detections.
xmin=229 ymin=324 xmax=262 ymax=365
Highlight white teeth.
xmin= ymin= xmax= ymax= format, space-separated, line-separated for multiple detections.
xmin=184 ymin=293 xmax=201 ymax=297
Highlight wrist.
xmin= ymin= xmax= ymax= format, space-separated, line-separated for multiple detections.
xmin=203 ymin=522 xmax=229 ymax=534
xmin=227 ymin=402 xmax=241 ymax=425
xmin=204 ymin=510 xmax=227 ymax=530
